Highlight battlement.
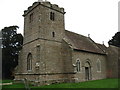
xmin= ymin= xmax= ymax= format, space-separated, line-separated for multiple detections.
xmin=23 ymin=1 xmax=65 ymax=16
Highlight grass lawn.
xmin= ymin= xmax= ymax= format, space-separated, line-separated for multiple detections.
xmin=2 ymin=78 xmax=119 ymax=88
xmin=2 ymin=83 xmax=25 ymax=88
xmin=2 ymin=80 xmax=13 ymax=83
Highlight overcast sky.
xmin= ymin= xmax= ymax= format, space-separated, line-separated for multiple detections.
xmin=0 ymin=0 xmax=119 ymax=46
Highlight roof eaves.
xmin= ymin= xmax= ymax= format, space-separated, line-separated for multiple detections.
xmin=74 ymin=48 xmax=106 ymax=55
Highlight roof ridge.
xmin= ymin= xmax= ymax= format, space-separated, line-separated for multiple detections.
xmin=95 ymin=43 xmax=107 ymax=54
xmin=65 ymin=30 xmax=88 ymax=38
xmin=65 ymin=30 xmax=106 ymax=55
xmin=88 ymin=37 xmax=106 ymax=54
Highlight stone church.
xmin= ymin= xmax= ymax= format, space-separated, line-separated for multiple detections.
xmin=15 ymin=1 xmax=119 ymax=85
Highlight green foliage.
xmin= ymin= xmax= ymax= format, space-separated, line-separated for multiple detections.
xmin=1 ymin=26 xmax=23 ymax=79
xmin=108 ymin=32 xmax=120 ymax=47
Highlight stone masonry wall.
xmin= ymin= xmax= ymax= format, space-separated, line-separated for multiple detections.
xmin=106 ymin=45 xmax=119 ymax=78
xmin=72 ymin=50 xmax=107 ymax=82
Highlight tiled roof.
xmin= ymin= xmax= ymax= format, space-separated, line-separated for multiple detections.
xmin=96 ymin=43 xmax=107 ymax=53
xmin=64 ymin=30 xmax=106 ymax=54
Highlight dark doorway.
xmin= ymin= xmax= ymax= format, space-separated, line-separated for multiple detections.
xmin=85 ymin=67 xmax=90 ymax=80
xmin=85 ymin=61 xmax=92 ymax=81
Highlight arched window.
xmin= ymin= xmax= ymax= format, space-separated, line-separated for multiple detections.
xmin=52 ymin=32 xmax=55 ymax=37
xmin=27 ymin=53 xmax=32 ymax=70
xmin=97 ymin=59 xmax=101 ymax=72
xmin=29 ymin=13 xmax=33 ymax=23
xmin=76 ymin=60 xmax=81 ymax=72
xmin=50 ymin=12 xmax=55 ymax=21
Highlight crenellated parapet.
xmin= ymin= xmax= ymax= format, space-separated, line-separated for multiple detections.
xmin=23 ymin=1 xmax=65 ymax=16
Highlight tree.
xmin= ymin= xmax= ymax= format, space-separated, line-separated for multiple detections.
xmin=108 ymin=32 xmax=120 ymax=48
xmin=1 ymin=26 xmax=23 ymax=79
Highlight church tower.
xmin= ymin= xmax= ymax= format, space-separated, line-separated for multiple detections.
xmin=23 ymin=1 xmax=65 ymax=44
xmin=15 ymin=1 xmax=66 ymax=83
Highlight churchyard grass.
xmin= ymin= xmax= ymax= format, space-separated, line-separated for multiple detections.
xmin=33 ymin=78 xmax=118 ymax=88
xmin=2 ymin=78 xmax=119 ymax=88
xmin=2 ymin=80 xmax=13 ymax=83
